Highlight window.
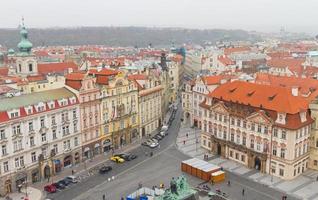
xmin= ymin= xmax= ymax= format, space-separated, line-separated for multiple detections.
xmin=74 ymin=137 xmax=79 ymax=146
xmin=13 ymin=125 xmax=21 ymax=135
xmin=40 ymin=118 xmax=45 ymax=128
xmin=279 ymin=169 xmax=284 ymax=176
xmin=15 ymin=158 xmax=19 ymax=168
xmin=230 ymin=133 xmax=234 ymax=142
xmin=264 ymin=126 xmax=268 ymax=134
xmin=10 ymin=112 xmax=19 ymax=118
xmin=251 ymin=123 xmax=255 ymax=131
xmin=28 ymin=122 xmax=33 ymax=131
xmin=51 ymin=115 xmax=56 ymax=125
xmin=73 ymin=122 xmax=78 ymax=132
xmin=235 ymin=153 xmax=239 ymax=159
xmin=120 ymin=120 xmax=124 ymax=129
xmin=237 ymin=119 xmax=241 ymax=127
xmin=62 ymin=126 xmax=69 ymax=136
xmin=273 ymin=128 xmax=278 ymax=137
xmin=256 ymin=142 xmax=261 ymax=151
xmin=273 ymin=146 xmax=277 ymax=156
xmin=231 ymin=118 xmax=235 ymax=125
xmin=250 ymin=139 xmax=254 ymax=149
xmin=52 ymin=129 xmax=57 ymax=140
xmin=0 ymin=129 xmax=6 ymax=140
xmin=280 ymin=148 xmax=285 ymax=158
xmin=3 ymin=161 xmax=9 ymax=172
xmin=53 ymin=144 xmax=58 ymax=154
xmin=28 ymin=63 xmax=33 ymax=72
xmin=42 ymin=147 xmax=47 ymax=157
xmin=236 ymin=134 xmax=240 ymax=144
xmin=73 ymin=109 xmax=77 ymax=119
xmin=241 ymin=155 xmax=245 ymax=162
xmin=63 ymin=140 xmax=70 ymax=150
xmin=132 ymin=115 xmax=136 ymax=124
xmin=243 ymin=121 xmax=247 ymax=128
xmin=242 ymin=136 xmax=246 ymax=146
xmin=229 ymin=151 xmax=233 ymax=157
xmin=281 ymin=130 xmax=286 ymax=139
xmin=257 ymin=124 xmax=262 ymax=133
xmin=31 ymin=152 xmax=37 ymax=163
xmin=314 ymin=160 xmax=318 ymax=166
xmin=95 ymin=130 xmax=99 ymax=138
xmin=41 ymin=133 xmax=46 ymax=142
xmin=2 ymin=145 xmax=7 ymax=156
xmin=30 ymin=136 xmax=35 ymax=146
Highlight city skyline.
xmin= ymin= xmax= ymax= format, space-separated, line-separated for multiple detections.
xmin=1 ymin=0 xmax=318 ymax=34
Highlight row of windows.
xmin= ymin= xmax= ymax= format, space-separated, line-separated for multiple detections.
xmin=2 ymin=137 xmax=79 ymax=173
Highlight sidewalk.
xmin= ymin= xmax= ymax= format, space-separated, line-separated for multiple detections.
xmin=177 ymin=125 xmax=318 ymax=200
xmin=0 ymin=187 xmax=42 ymax=200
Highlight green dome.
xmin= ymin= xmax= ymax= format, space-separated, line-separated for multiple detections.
xmin=17 ymin=26 xmax=33 ymax=53
xmin=8 ymin=49 xmax=15 ymax=54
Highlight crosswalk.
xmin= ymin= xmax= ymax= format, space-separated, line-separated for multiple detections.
xmin=177 ymin=125 xmax=318 ymax=200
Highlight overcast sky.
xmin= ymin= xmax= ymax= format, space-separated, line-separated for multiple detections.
xmin=1 ymin=0 xmax=318 ymax=34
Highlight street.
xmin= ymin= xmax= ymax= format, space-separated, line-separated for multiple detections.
xmin=47 ymin=104 xmax=299 ymax=200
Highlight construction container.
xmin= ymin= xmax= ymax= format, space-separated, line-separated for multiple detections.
xmin=181 ymin=158 xmax=221 ymax=181
xmin=211 ymin=171 xmax=225 ymax=183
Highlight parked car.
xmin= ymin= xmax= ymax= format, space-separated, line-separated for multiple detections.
xmin=58 ymin=179 xmax=70 ymax=186
xmin=159 ymin=131 xmax=166 ymax=137
xmin=149 ymin=142 xmax=159 ymax=148
xmin=99 ymin=166 xmax=112 ymax=174
xmin=161 ymin=125 xmax=168 ymax=131
xmin=52 ymin=182 xmax=65 ymax=190
xmin=110 ymin=156 xmax=125 ymax=163
xmin=115 ymin=153 xmax=137 ymax=161
xmin=153 ymin=134 xmax=163 ymax=140
xmin=150 ymin=138 xmax=158 ymax=143
xmin=65 ymin=175 xmax=78 ymax=183
xmin=44 ymin=184 xmax=57 ymax=193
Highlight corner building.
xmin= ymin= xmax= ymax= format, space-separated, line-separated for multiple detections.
xmin=200 ymin=81 xmax=312 ymax=180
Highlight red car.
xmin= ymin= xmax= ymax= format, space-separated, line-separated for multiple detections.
xmin=44 ymin=184 xmax=57 ymax=193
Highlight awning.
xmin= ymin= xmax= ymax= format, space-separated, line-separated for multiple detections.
xmin=84 ymin=147 xmax=90 ymax=152
xmin=103 ymin=139 xmax=112 ymax=146
xmin=94 ymin=143 xmax=100 ymax=148
xmin=54 ymin=160 xmax=61 ymax=165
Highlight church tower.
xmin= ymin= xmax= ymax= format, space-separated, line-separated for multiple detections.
xmin=15 ymin=19 xmax=38 ymax=76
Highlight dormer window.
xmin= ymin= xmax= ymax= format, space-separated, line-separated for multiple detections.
xmin=48 ymin=101 xmax=55 ymax=109
xmin=59 ymin=99 xmax=68 ymax=107
xmin=69 ymin=97 xmax=76 ymax=104
xmin=276 ymin=113 xmax=286 ymax=125
xmin=10 ymin=111 xmax=19 ymax=119
xmin=300 ymin=111 xmax=307 ymax=123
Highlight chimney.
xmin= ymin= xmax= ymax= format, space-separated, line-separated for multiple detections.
xmin=291 ymin=86 xmax=298 ymax=96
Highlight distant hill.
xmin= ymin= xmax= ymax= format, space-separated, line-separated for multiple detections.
xmin=0 ymin=26 xmax=260 ymax=48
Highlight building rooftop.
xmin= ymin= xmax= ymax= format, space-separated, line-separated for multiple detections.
xmin=0 ymin=87 xmax=75 ymax=111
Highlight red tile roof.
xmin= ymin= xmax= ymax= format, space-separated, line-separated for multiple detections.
xmin=88 ymin=68 xmax=119 ymax=76
xmin=38 ymin=62 xmax=78 ymax=75
xmin=26 ymin=75 xmax=46 ymax=82
xmin=0 ymin=67 xmax=8 ymax=76
xmin=209 ymin=81 xmax=308 ymax=114
xmin=224 ymin=47 xmax=251 ymax=55
xmin=267 ymin=58 xmax=304 ymax=69
xmin=218 ymin=55 xmax=235 ymax=66
xmin=65 ymin=72 xmax=86 ymax=81
xmin=127 ymin=74 xmax=148 ymax=80
xmin=201 ymin=75 xmax=231 ymax=85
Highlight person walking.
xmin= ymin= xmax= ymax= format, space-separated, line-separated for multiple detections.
xmin=227 ymin=180 xmax=231 ymax=186
xmin=186 ymin=133 xmax=188 ymax=138
xmin=183 ymin=140 xmax=186 ymax=145
xmin=242 ymin=188 xmax=245 ymax=196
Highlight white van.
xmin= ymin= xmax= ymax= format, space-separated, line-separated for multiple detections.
xmin=161 ymin=125 xmax=168 ymax=131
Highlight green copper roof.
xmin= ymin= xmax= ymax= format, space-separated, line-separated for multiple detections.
xmin=0 ymin=87 xmax=76 ymax=111
xmin=17 ymin=26 xmax=33 ymax=53
xmin=8 ymin=49 xmax=15 ymax=54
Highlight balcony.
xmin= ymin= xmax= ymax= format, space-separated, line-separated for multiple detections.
xmin=28 ymin=129 xmax=36 ymax=135
xmin=62 ymin=118 xmax=70 ymax=125
xmin=39 ymin=126 xmax=48 ymax=134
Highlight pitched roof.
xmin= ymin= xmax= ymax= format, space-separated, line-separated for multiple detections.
xmin=38 ymin=62 xmax=78 ymax=75
xmin=224 ymin=47 xmax=251 ymax=55
xmin=201 ymin=75 xmax=231 ymax=85
xmin=0 ymin=67 xmax=8 ymax=76
xmin=127 ymin=74 xmax=148 ymax=80
xmin=267 ymin=58 xmax=304 ymax=69
xmin=209 ymin=81 xmax=308 ymax=114
xmin=88 ymin=68 xmax=119 ymax=76
xmin=65 ymin=72 xmax=86 ymax=81
xmin=0 ymin=87 xmax=75 ymax=112
xmin=218 ymin=55 xmax=235 ymax=66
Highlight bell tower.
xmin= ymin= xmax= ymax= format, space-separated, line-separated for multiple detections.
xmin=15 ymin=18 xmax=38 ymax=76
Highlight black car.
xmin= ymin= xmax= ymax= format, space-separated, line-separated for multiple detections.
xmin=52 ymin=182 xmax=65 ymax=190
xmin=153 ymin=134 xmax=163 ymax=140
xmin=58 ymin=179 xmax=70 ymax=186
xmin=99 ymin=166 xmax=112 ymax=174
xmin=115 ymin=153 xmax=137 ymax=161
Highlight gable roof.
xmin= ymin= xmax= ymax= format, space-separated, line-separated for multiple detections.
xmin=209 ymin=81 xmax=308 ymax=114
xmin=38 ymin=62 xmax=78 ymax=75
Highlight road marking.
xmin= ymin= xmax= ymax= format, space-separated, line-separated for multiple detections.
xmin=74 ymin=142 xmax=176 ymax=199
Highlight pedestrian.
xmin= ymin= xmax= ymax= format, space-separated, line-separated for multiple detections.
xmin=71 ymin=169 xmax=74 ymax=175
xmin=316 ymin=176 xmax=318 ymax=181
xmin=121 ymin=197 xmax=124 ymax=200
xmin=227 ymin=180 xmax=231 ymax=186
xmin=242 ymin=188 xmax=245 ymax=196
xmin=150 ymin=152 xmax=153 ymax=157
xmin=152 ymin=185 xmax=156 ymax=190
xmin=186 ymin=133 xmax=188 ymax=138
xmin=47 ymin=177 xmax=50 ymax=182
xmin=183 ymin=140 xmax=186 ymax=145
